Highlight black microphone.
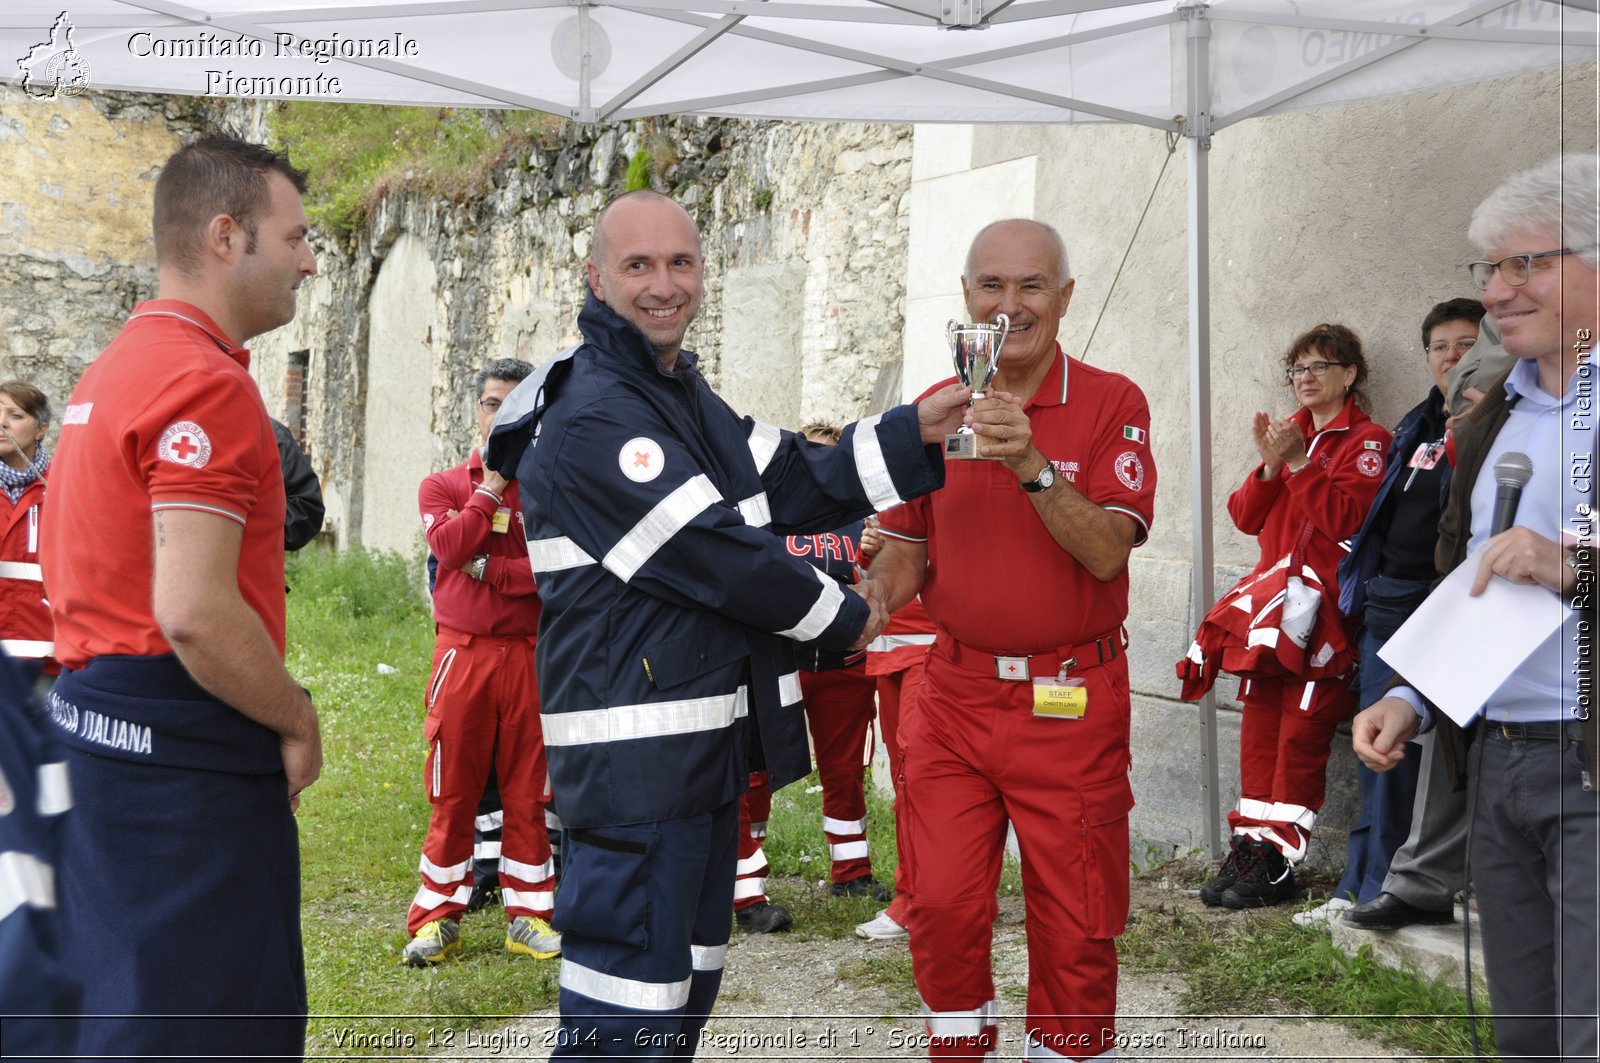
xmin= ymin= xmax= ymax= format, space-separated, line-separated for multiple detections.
xmin=1491 ymin=451 xmax=1534 ymax=535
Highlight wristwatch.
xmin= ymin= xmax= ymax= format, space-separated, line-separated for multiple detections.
xmin=469 ymin=555 xmax=489 ymax=581
xmin=1020 ymin=462 xmax=1056 ymax=494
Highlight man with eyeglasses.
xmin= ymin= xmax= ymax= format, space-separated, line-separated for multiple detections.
xmin=401 ymin=357 xmax=561 ymax=967
xmin=1353 ymin=154 xmax=1599 ymax=1063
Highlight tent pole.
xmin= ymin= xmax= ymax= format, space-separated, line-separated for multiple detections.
xmin=1181 ymin=0 xmax=1222 ymax=862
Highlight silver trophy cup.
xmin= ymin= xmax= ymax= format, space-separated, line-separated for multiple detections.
xmin=944 ymin=313 xmax=1009 ymax=460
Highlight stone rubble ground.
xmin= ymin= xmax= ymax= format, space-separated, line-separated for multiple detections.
xmin=433 ymin=874 xmax=1421 ymax=1062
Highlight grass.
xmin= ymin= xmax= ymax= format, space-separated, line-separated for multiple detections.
xmin=286 ymin=549 xmax=1492 ymax=1058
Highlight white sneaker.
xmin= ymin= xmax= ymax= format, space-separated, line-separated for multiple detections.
xmin=854 ymin=910 xmax=908 ymax=940
xmin=1292 ymin=896 xmax=1354 ymax=929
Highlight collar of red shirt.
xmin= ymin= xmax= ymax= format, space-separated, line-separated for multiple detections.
xmin=128 ymin=299 xmax=250 ymax=370
xmin=1291 ymin=394 xmax=1359 ymax=438
xmin=1020 ymin=346 xmax=1070 ymax=410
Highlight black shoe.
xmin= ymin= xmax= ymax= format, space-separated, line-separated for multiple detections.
xmin=1340 ymin=892 xmax=1453 ymax=931
xmin=465 ymin=875 xmax=501 ymax=914
xmin=1219 ymin=839 xmax=1296 ymax=909
xmin=829 ymin=875 xmax=891 ymax=902
xmin=1199 ymin=836 xmax=1244 ymax=907
xmin=735 ymin=900 xmax=792 ymax=934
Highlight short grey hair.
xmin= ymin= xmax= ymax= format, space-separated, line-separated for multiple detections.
xmin=1469 ymin=154 xmax=1600 ymax=267
xmin=473 ymin=358 xmax=532 ymax=400
xmin=964 ymin=219 xmax=1072 ymax=286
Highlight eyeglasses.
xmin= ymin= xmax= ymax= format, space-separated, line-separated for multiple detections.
xmin=1424 ymin=339 xmax=1477 ymax=357
xmin=1286 ymin=361 xmax=1346 ymax=381
xmin=1463 ymin=248 xmax=1572 ymax=291
xmin=476 ymin=398 xmax=503 ymax=413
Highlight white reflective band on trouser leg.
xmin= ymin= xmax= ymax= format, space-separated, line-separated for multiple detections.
xmin=1025 ymin=1035 xmax=1115 ymax=1060
xmin=0 ymin=851 xmax=57 ymax=921
xmin=540 ymin=688 xmax=747 ymax=747
xmin=776 ymin=566 xmax=845 ymax=642
xmin=604 ymin=474 xmax=721 ymax=583
xmin=691 ymin=943 xmax=727 ymax=972
xmin=829 ymin=840 xmax=869 ymax=862
xmin=922 ymin=999 xmax=997 ymax=1038
xmin=501 ymin=856 xmax=555 ymax=882
xmin=474 ymin=841 xmax=502 ymax=861
xmin=736 ymin=850 xmax=768 ymax=876
xmin=475 ymin=809 xmax=504 ymax=832
xmin=733 ymin=877 xmax=767 ymax=901
xmin=411 ymin=883 xmax=473 ymax=911
xmin=502 ymin=887 xmax=555 ymax=911
xmin=1235 ymin=797 xmax=1274 ymax=822
xmin=560 ymin=958 xmax=692 ymax=1012
xmin=0 ymin=639 xmax=53 ymax=658
xmin=851 ymin=413 xmax=903 ymax=510
xmin=823 ymin=816 xmax=866 ymax=836
xmin=419 ymin=853 xmax=473 ymax=883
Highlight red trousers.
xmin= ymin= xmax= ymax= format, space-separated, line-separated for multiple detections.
xmin=735 ymin=771 xmax=772 ymax=910
xmin=408 ymin=627 xmax=555 ymax=934
xmin=801 ymin=664 xmax=878 ymax=885
xmin=1227 ymin=675 xmax=1355 ymax=864
xmin=903 ymin=648 xmax=1133 ymax=1062
xmin=874 ymin=652 xmax=927 ymax=926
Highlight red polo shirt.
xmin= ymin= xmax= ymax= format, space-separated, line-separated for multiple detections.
xmin=42 ymin=300 xmax=287 ymax=669
xmin=880 ymin=347 xmax=1156 ymax=653
xmin=422 ymin=451 xmax=541 ymax=636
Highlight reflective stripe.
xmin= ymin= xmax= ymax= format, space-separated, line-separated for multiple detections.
xmin=0 ymin=851 xmax=56 ymax=921
xmin=737 ymin=493 xmax=771 ymax=528
xmin=851 ymin=413 xmax=901 ymax=509
xmin=473 ymin=840 xmax=502 ymax=860
xmin=747 ymin=421 xmax=782 ymax=475
xmin=541 ymin=688 xmax=747 ymax=747
xmin=36 ymin=763 xmax=71 ymax=817
xmin=735 ymin=850 xmax=768 ymax=876
xmin=1298 ymin=680 xmax=1317 ymax=712
xmin=776 ymin=567 xmax=845 ymax=642
xmin=420 ymin=853 xmax=472 ymax=883
xmin=560 ymin=957 xmax=691 ymax=1012
xmin=502 ymin=856 xmax=555 ymax=883
xmin=605 ymin=475 xmax=721 ymax=583
xmin=411 ymin=882 xmax=473 ymax=911
xmin=545 ymin=807 xmax=563 ymax=830
xmin=1269 ymin=802 xmax=1316 ymax=828
xmin=823 ymin=815 xmax=866 ymax=836
xmin=1236 ymin=797 xmax=1275 ymax=822
xmin=427 ymin=649 xmax=456 ymax=709
xmin=0 ymin=639 xmax=53 ymax=658
xmin=691 ymin=943 xmax=727 ymax=972
xmin=866 ymin=632 xmax=936 ymax=653
xmin=777 ymin=670 xmax=802 ymax=706
xmin=829 ymin=840 xmax=870 ymax=861
xmin=528 ymin=535 xmax=597 ymax=573
xmin=733 ymin=878 xmax=767 ymax=900
xmin=502 ymin=886 xmax=556 ymax=911
xmin=748 ymin=821 xmax=767 ymax=839
xmin=1246 ymin=627 xmax=1279 ymax=648
xmin=475 ymin=810 xmax=504 ymax=832
xmin=0 ymin=561 xmax=42 ymax=581
xmin=923 ymin=999 xmax=996 ymax=1038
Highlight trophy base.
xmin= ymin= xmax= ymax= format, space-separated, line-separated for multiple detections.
xmin=944 ymin=432 xmax=983 ymax=460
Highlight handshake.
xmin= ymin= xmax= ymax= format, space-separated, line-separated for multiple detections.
xmin=848 ymin=577 xmax=890 ymax=653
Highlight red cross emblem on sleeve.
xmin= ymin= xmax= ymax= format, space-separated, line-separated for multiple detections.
xmin=156 ymin=421 xmax=213 ymax=468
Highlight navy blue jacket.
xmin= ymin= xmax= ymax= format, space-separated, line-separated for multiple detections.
xmin=1337 ymin=387 xmax=1453 ymax=616
xmin=488 ymin=295 xmax=943 ymax=828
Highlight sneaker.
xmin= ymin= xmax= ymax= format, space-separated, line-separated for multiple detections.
xmin=830 ymin=875 xmax=891 ymax=902
xmin=505 ymin=915 xmax=562 ymax=959
xmin=465 ymin=876 xmax=501 ymax=914
xmin=1291 ymin=896 xmax=1354 ymax=929
xmin=854 ymin=910 xmax=909 ymax=940
xmin=402 ymin=918 xmax=462 ymax=967
xmin=735 ymin=900 xmax=792 ymax=934
xmin=1198 ymin=835 xmax=1244 ymax=907
xmin=1219 ymin=839 xmax=1296 ymax=909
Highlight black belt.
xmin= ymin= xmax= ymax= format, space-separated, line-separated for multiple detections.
xmin=1488 ymin=719 xmax=1581 ymax=743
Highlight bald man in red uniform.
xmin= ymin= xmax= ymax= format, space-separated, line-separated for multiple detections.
xmin=872 ymin=219 xmax=1156 ymax=1062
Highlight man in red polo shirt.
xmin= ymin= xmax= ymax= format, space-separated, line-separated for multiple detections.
xmin=41 ymin=135 xmax=321 ymax=1058
xmin=402 ymin=358 xmax=560 ymax=967
xmin=871 ymin=219 xmax=1156 ymax=1062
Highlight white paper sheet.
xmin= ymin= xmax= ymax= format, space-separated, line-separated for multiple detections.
xmin=1377 ymin=546 xmax=1570 ymax=726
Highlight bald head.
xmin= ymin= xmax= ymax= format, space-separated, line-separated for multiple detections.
xmin=964 ymin=219 xmax=1070 ymax=286
xmin=592 ymin=190 xmax=700 ymax=270
xmin=587 ymin=191 xmax=706 ymax=368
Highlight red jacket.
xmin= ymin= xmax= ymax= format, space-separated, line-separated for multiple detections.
xmin=420 ymin=451 xmax=540 ymax=636
xmin=0 ymin=479 xmax=54 ymax=668
xmin=1226 ymin=397 xmax=1391 ymax=596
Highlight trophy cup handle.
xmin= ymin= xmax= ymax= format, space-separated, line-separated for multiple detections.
xmin=995 ymin=312 xmax=1010 ymax=334
xmin=946 ymin=320 xmax=958 ymax=346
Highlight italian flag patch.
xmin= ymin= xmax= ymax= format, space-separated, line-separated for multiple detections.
xmin=1123 ymin=425 xmax=1146 ymax=443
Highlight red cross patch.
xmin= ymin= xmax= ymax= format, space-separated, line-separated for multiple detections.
xmin=156 ymin=421 xmax=212 ymax=469
xmin=620 ymin=437 xmax=665 ymax=483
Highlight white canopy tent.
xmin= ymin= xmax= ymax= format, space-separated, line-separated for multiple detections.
xmin=9 ymin=0 xmax=1597 ymax=850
